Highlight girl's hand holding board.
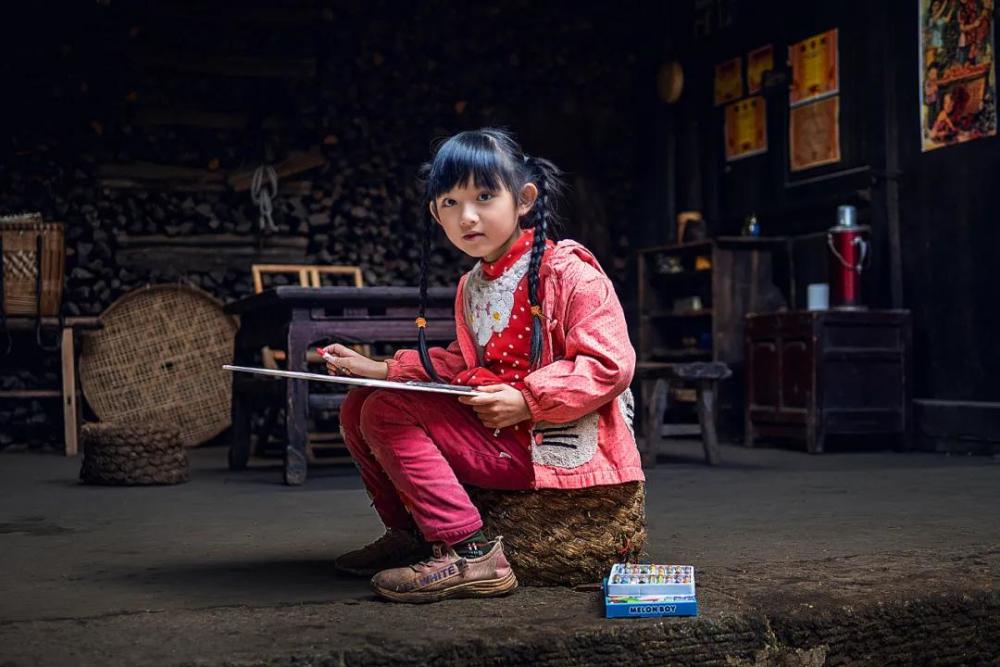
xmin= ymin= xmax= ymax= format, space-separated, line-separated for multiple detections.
xmin=319 ymin=343 xmax=388 ymax=380
xmin=457 ymin=384 xmax=532 ymax=430
xmin=320 ymin=343 xmax=529 ymax=430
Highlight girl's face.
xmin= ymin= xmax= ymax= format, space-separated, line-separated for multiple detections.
xmin=430 ymin=178 xmax=537 ymax=263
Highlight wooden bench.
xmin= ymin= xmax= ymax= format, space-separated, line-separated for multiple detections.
xmin=0 ymin=316 xmax=102 ymax=456
xmin=636 ymin=361 xmax=732 ymax=467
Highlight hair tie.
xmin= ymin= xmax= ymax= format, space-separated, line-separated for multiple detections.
xmin=530 ymin=305 xmax=543 ymax=318
xmin=415 ymin=317 xmax=427 ymax=328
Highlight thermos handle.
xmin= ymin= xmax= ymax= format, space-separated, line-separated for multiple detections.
xmin=827 ymin=233 xmax=852 ymax=269
xmin=827 ymin=233 xmax=870 ymax=274
xmin=854 ymin=237 xmax=870 ymax=274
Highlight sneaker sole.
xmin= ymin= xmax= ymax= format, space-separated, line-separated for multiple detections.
xmin=372 ymin=570 xmax=518 ymax=604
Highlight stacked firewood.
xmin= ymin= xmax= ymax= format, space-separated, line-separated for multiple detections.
xmin=1 ymin=1 xmax=643 ymax=449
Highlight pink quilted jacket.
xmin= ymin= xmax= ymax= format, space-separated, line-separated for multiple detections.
xmin=385 ymin=241 xmax=644 ymax=490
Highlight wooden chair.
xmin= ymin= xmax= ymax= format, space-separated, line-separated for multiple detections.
xmin=251 ymin=264 xmax=363 ymax=367
xmin=249 ymin=263 xmax=364 ymax=464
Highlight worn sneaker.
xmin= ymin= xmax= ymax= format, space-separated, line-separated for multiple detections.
xmin=334 ymin=529 xmax=429 ymax=577
xmin=370 ymin=537 xmax=518 ymax=603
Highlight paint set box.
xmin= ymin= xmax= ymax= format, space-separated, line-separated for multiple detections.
xmin=604 ymin=564 xmax=698 ymax=618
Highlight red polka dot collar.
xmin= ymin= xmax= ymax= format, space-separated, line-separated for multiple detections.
xmin=481 ymin=229 xmax=536 ymax=280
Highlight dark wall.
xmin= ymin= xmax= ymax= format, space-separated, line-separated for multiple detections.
xmin=892 ymin=2 xmax=1000 ymax=404
xmin=672 ymin=0 xmax=999 ymax=410
xmin=1 ymin=1 xmax=669 ymax=448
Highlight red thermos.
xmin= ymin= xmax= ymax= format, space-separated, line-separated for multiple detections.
xmin=827 ymin=205 xmax=870 ymax=309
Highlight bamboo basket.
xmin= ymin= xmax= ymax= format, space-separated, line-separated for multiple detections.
xmin=0 ymin=213 xmax=65 ymax=316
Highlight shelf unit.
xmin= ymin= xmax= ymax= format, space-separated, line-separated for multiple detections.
xmin=636 ymin=237 xmax=791 ymax=437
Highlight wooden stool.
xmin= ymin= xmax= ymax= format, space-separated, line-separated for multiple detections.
xmin=636 ymin=361 xmax=732 ymax=467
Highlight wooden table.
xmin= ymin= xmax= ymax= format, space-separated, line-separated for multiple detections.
xmin=0 ymin=316 xmax=102 ymax=456
xmin=224 ymin=286 xmax=456 ymax=485
xmin=744 ymin=310 xmax=912 ymax=453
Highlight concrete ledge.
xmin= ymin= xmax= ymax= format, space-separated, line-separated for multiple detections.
xmin=3 ymin=565 xmax=996 ymax=666
xmin=280 ymin=592 xmax=999 ymax=666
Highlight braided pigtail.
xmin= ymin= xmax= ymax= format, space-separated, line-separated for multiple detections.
xmin=524 ymin=155 xmax=565 ymax=368
xmin=417 ymin=204 xmax=445 ymax=383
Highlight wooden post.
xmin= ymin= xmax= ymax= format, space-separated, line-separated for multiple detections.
xmin=61 ymin=327 xmax=78 ymax=456
xmin=284 ymin=320 xmax=310 ymax=486
xmin=227 ymin=331 xmax=254 ymax=471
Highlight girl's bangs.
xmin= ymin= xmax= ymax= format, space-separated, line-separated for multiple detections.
xmin=426 ymin=136 xmax=516 ymax=200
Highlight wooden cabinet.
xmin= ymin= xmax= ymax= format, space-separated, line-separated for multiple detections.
xmin=744 ymin=310 xmax=912 ymax=453
xmin=637 ymin=238 xmax=790 ymax=435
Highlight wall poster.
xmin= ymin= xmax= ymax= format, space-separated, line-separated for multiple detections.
xmin=919 ymin=0 xmax=996 ymax=152
xmin=789 ymin=96 xmax=841 ymax=171
xmin=747 ymin=44 xmax=774 ymax=94
xmin=714 ymin=57 xmax=743 ymax=106
xmin=725 ymin=96 xmax=768 ymax=161
xmin=789 ymin=29 xmax=839 ymax=105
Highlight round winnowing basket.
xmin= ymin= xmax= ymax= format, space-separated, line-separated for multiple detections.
xmin=80 ymin=422 xmax=188 ymax=485
xmin=79 ymin=284 xmax=237 ymax=448
xmin=467 ymin=481 xmax=646 ymax=586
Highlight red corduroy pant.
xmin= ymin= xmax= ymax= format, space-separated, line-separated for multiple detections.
xmin=340 ymin=387 xmax=534 ymax=545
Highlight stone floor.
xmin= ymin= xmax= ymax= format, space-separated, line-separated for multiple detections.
xmin=1 ymin=439 xmax=998 ymax=665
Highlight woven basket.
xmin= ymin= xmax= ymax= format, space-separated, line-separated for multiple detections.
xmin=79 ymin=284 xmax=237 ymax=448
xmin=0 ymin=213 xmax=65 ymax=316
xmin=468 ymin=481 xmax=646 ymax=586
xmin=80 ymin=422 xmax=189 ymax=485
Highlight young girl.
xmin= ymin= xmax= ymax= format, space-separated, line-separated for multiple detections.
xmin=322 ymin=128 xmax=642 ymax=603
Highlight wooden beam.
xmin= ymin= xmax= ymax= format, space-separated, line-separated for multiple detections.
xmin=132 ymin=108 xmax=286 ymax=130
xmin=1 ymin=316 xmax=101 ymax=331
xmin=134 ymin=53 xmax=317 ymax=79
xmin=228 ymin=148 xmax=326 ymax=192
xmin=114 ymin=234 xmax=310 ymax=274
xmin=97 ymin=161 xmax=224 ymax=182
xmin=0 ymin=390 xmax=62 ymax=399
xmin=150 ymin=4 xmax=332 ymax=26
xmin=133 ymin=108 xmax=249 ymax=130
xmin=97 ymin=161 xmax=312 ymax=194
xmin=98 ymin=179 xmax=228 ymax=193
xmin=97 ymin=161 xmax=226 ymax=191
xmin=116 ymin=233 xmax=308 ymax=249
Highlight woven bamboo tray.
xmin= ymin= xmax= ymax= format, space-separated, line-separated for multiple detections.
xmin=79 ymin=284 xmax=237 ymax=447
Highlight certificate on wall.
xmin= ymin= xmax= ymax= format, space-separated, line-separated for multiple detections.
xmin=714 ymin=57 xmax=743 ymax=106
xmin=747 ymin=44 xmax=774 ymax=94
xmin=789 ymin=96 xmax=840 ymax=171
xmin=789 ymin=29 xmax=839 ymax=105
xmin=725 ymin=96 xmax=768 ymax=161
